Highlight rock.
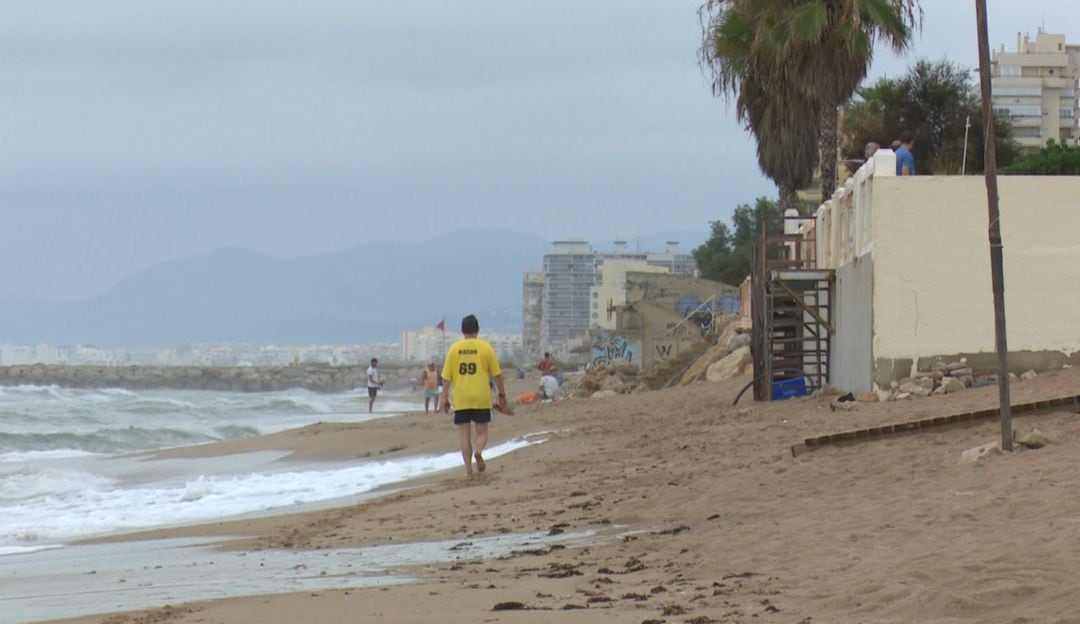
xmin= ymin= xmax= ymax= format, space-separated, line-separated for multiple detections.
xmin=856 ymin=391 xmax=880 ymax=403
xmin=941 ymin=377 xmax=966 ymax=394
xmin=945 ymin=361 xmax=966 ymax=372
xmin=959 ymin=441 xmax=1001 ymax=465
xmin=1020 ymin=369 xmax=1038 ymax=381
xmin=679 ymin=341 xmax=731 ymax=385
xmin=898 ymin=382 xmax=930 ymax=397
xmin=614 ymin=363 xmax=639 ymax=377
xmin=728 ymin=332 xmax=751 ymax=350
xmin=914 ymin=376 xmax=935 ymax=390
xmin=590 ymin=389 xmax=617 ymax=399
xmin=971 ymin=374 xmax=998 ymax=388
xmin=889 ymin=391 xmax=911 ymax=401
xmin=948 ymin=367 xmax=973 ymax=378
xmin=705 ymin=346 xmax=751 ymax=383
xmin=1015 ymin=428 xmax=1054 ymax=449
xmin=600 ymin=374 xmax=626 ymax=394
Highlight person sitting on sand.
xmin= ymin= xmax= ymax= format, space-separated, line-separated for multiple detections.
xmin=440 ymin=314 xmax=507 ymax=479
xmin=420 ymin=362 xmax=439 ymax=414
xmin=539 ymin=374 xmax=561 ymax=402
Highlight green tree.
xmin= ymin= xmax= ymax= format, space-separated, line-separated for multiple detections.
xmin=842 ymin=59 xmax=1019 ymax=174
xmin=1000 ymin=139 xmax=1080 ymax=175
xmin=693 ymin=196 xmax=781 ymax=286
xmin=701 ymin=0 xmax=920 ymax=206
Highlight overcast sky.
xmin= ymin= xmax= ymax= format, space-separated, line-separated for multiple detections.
xmin=1 ymin=0 xmax=1075 ymax=300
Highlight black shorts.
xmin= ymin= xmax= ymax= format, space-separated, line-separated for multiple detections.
xmin=368 ymin=387 xmax=378 ymax=398
xmin=453 ymin=409 xmax=491 ymax=425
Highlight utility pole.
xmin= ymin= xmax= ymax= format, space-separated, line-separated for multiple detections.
xmin=961 ymin=115 xmax=971 ymax=175
xmin=975 ymin=0 xmax=1013 ymax=451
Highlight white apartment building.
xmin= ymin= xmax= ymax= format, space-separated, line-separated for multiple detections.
xmin=991 ymin=29 xmax=1080 ymax=150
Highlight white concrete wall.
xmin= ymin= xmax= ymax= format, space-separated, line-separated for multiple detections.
xmin=870 ymin=175 xmax=1080 ymax=371
xmin=808 ymin=163 xmax=1080 ymax=390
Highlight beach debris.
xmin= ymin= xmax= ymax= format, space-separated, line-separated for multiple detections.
xmin=539 ymin=562 xmax=583 ymax=578
xmin=958 ymin=441 xmax=1002 ymax=465
xmin=653 ymin=525 xmax=691 ymax=537
xmin=492 ymin=601 xmax=529 ymax=611
xmin=1021 ymin=369 xmax=1039 ymax=381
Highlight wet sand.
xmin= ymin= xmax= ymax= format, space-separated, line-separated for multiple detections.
xmin=37 ymin=368 xmax=1080 ymax=624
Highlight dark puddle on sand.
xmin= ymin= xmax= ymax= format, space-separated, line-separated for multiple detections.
xmin=0 ymin=528 xmax=619 ymax=624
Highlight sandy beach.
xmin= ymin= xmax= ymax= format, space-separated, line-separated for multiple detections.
xmin=37 ymin=368 xmax=1080 ymax=624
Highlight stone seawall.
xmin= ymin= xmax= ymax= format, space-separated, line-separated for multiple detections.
xmin=0 ymin=364 xmax=416 ymax=393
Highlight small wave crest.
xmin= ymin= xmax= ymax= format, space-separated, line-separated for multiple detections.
xmin=0 ymin=427 xmax=214 ymax=455
xmin=213 ymin=425 xmax=262 ymax=441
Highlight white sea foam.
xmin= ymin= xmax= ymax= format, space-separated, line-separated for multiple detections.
xmin=0 ymin=436 xmax=542 ymax=550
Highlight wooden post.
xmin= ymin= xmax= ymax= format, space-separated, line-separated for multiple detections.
xmin=975 ymin=0 xmax=1013 ymax=451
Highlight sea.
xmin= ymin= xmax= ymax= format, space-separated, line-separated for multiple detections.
xmin=0 ymin=383 xmax=563 ymax=623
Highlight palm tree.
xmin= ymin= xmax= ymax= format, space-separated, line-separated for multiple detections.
xmin=701 ymin=0 xmax=821 ymax=214
xmin=701 ymin=0 xmax=921 ymax=205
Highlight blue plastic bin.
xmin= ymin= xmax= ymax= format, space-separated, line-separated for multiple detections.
xmin=771 ymin=377 xmax=807 ymax=401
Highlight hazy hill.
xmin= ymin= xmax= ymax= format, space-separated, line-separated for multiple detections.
xmin=0 ymin=228 xmax=551 ymax=348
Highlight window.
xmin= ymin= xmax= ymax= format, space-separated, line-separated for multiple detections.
xmin=1062 ymin=109 xmax=1075 ymax=119
xmin=997 ymin=65 xmax=1021 ymax=77
xmin=993 ymin=85 xmax=1041 ymax=97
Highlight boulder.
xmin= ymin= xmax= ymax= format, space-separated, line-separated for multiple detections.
xmin=1020 ymin=369 xmax=1038 ymax=381
xmin=898 ymin=382 xmax=930 ymax=397
xmin=591 ymin=389 xmax=618 ymax=399
xmin=705 ymin=346 xmax=752 ymax=383
xmin=679 ymin=341 xmax=731 ymax=385
xmin=948 ymin=367 xmax=973 ymax=378
xmin=959 ymin=441 xmax=1002 ymax=465
xmin=856 ymin=391 xmax=880 ymax=403
xmin=941 ymin=377 xmax=966 ymax=394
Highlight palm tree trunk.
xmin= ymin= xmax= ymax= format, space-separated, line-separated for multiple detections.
xmin=819 ymin=101 xmax=839 ymax=203
xmin=778 ymin=183 xmax=799 ymax=215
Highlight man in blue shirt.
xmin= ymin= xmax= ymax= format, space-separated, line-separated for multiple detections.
xmin=895 ymin=131 xmax=915 ymax=176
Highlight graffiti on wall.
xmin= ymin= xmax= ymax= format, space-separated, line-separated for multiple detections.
xmin=650 ymin=337 xmax=699 ymax=366
xmin=589 ymin=332 xmax=639 ymax=370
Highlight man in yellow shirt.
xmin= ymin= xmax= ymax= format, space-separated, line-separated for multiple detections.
xmin=440 ymin=314 xmax=508 ymax=478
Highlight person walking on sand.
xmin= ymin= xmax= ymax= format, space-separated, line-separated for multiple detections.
xmin=366 ymin=357 xmax=383 ymax=413
xmin=420 ymin=361 xmax=440 ymax=414
xmin=440 ymin=314 xmax=507 ymax=479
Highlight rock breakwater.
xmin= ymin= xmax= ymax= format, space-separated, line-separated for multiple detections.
xmin=0 ymin=364 xmax=403 ymax=393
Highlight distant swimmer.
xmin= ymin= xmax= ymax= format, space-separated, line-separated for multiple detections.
xmin=367 ymin=357 xmax=384 ymax=413
xmin=440 ymin=314 xmax=507 ymax=479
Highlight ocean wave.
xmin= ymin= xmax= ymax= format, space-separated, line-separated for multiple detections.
xmin=212 ymin=425 xmax=263 ymax=441
xmin=0 ymin=427 xmax=214 ymax=455
xmin=115 ymin=398 xmax=198 ymax=415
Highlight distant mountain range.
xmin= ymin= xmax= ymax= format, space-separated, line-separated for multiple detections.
xmin=0 ymin=228 xmax=707 ymax=348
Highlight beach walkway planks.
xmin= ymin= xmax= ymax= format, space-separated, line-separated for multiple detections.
xmin=791 ymin=393 xmax=1080 ymax=457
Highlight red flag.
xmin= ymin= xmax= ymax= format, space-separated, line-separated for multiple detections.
xmin=436 ymin=319 xmax=445 ymax=332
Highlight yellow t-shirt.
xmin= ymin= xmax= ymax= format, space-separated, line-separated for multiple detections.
xmin=442 ymin=337 xmax=502 ymax=410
